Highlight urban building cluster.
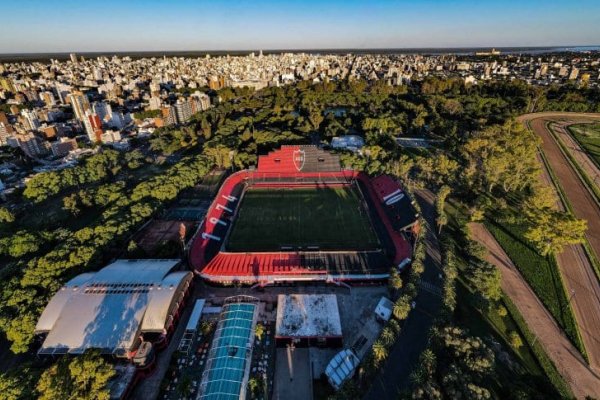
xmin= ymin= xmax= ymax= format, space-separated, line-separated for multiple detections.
xmin=0 ymin=50 xmax=598 ymax=194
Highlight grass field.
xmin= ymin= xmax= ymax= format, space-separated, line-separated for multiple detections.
xmin=569 ymin=123 xmax=600 ymax=167
xmin=226 ymin=186 xmax=379 ymax=252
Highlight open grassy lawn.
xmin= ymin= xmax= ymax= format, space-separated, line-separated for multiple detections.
xmin=226 ymin=186 xmax=379 ymax=252
xmin=485 ymin=220 xmax=583 ymax=353
xmin=569 ymin=123 xmax=600 ymax=167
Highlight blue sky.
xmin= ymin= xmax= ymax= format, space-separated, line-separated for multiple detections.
xmin=0 ymin=0 xmax=599 ymax=53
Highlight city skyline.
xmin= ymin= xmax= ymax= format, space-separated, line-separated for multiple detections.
xmin=1 ymin=0 xmax=599 ymax=53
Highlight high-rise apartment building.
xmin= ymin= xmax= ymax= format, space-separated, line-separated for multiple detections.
xmin=83 ymin=113 xmax=103 ymax=143
xmin=21 ymin=109 xmax=40 ymax=130
xmin=68 ymin=91 xmax=91 ymax=122
xmin=175 ymin=99 xmax=193 ymax=124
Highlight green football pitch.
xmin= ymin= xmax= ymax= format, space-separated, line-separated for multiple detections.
xmin=225 ymin=186 xmax=380 ymax=252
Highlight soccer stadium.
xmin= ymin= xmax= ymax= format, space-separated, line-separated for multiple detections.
xmin=189 ymin=145 xmax=419 ymax=284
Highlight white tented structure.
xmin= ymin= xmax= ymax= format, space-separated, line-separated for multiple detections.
xmin=35 ymin=259 xmax=193 ymax=358
xmin=325 ymin=349 xmax=360 ymax=390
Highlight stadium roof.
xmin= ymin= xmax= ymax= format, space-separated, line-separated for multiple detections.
xmin=275 ymin=294 xmax=342 ymax=338
xmin=35 ymin=259 xmax=192 ymax=356
xmin=198 ymin=298 xmax=257 ymax=400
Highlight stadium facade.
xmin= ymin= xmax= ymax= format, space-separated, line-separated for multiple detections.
xmin=189 ymin=145 xmax=419 ymax=285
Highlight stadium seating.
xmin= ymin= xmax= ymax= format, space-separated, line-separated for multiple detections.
xmin=371 ymin=175 xmax=419 ymax=232
xmin=257 ymin=145 xmax=342 ymax=173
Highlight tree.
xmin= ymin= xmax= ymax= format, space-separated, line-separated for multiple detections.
xmin=466 ymin=261 xmax=502 ymax=307
xmin=63 ymin=194 xmax=80 ymax=216
xmin=393 ymin=296 xmax=412 ymax=320
xmin=436 ymin=213 xmax=448 ymax=234
xmin=496 ymin=305 xmax=508 ymax=318
xmin=36 ymin=359 xmax=71 ymax=400
xmin=0 ymin=366 xmax=38 ymax=400
xmin=390 ymin=155 xmax=414 ymax=183
xmin=0 ymin=207 xmax=15 ymax=223
xmin=416 ymin=153 xmax=459 ymax=186
xmin=5 ymin=231 xmax=39 ymax=257
xmin=372 ymin=340 xmax=388 ymax=365
xmin=435 ymin=186 xmax=451 ymax=216
xmin=247 ymin=377 xmax=260 ymax=397
xmin=307 ymin=108 xmax=324 ymax=130
xmin=420 ymin=349 xmax=437 ymax=376
xmin=524 ymin=210 xmax=587 ymax=256
xmin=125 ymin=149 xmax=144 ymax=169
xmin=255 ymin=323 xmax=265 ymax=341
xmin=380 ymin=327 xmax=395 ymax=345
xmin=509 ymin=331 xmax=523 ymax=349
xmin=37 ymin=350 xmax=115 ymax=400
xmin=388 ymin=268 xmax=403 ymax=291
xmin=462 ymin=121 xmax=540 ymax=193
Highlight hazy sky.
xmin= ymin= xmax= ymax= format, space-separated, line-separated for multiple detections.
xmin=1 ymin=0 xmax=599 ymax=53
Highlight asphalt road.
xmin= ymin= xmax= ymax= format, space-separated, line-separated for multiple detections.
xmin=364 ymin=188 xmax=443 ymax=400
xmin=519 ymin=113 xmax=600 ymax=371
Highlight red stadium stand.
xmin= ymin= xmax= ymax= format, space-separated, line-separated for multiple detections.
xmin=188 ymin=146 xmax=417 ymax=284
xmin=371 ymin=175 xmax=420 ymax=232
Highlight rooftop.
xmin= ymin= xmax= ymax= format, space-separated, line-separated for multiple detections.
xmin=275 ymin=294 xmax=342 ymax=338
xmin=198 ymin=298 xmax=258 ymax=400
xmin=35 ymin=259 xmax=192 ymax=356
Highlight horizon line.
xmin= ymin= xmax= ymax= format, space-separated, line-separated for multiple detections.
xmin=2 ymin=44 xmax=600 ymax=56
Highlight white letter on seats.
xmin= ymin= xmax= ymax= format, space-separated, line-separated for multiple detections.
xmin=216 ymin=204 xmax=233 ymax=213
xmin=202 ymin=232 xmax=221 ymax=241
xmin=209 ymin=217 xmax=227 ymax=226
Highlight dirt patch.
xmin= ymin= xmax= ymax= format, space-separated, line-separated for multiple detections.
xmin=133 ymin=219 xmax=198 ymax=256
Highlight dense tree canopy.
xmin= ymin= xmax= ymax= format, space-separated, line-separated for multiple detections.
xmin=36 ymin=351 xmax=115 ymax=400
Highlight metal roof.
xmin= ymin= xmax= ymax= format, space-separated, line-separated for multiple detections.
xmin=36 ymin=259 xmax=191 ymax=356
xmin=35 ymin=273 xmax=95 ymax=333
xmin=140 ymin=271 xmax=193 ymax=332
xmin=186 ymin=299 xmax=206 ymax=332
xmin=198 ymin=301 xmax=257 ymax=400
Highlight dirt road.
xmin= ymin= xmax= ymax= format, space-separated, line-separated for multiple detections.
xmin=550 ymin=121 xmax=600 ymax=189
xmin=519 ymin=113 xmax=600 ymax=371
xmin=469 ymin=222 xmax=600 ymax=399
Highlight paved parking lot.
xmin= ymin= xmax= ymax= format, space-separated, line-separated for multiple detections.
xmin=273 ymin=348 xmax=312 ymax=400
